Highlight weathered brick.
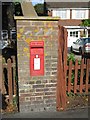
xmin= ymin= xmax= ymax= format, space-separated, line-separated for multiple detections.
xmin=45 ymin=55 xmax=51 ymax=59
xmin=19 ymin=90 xmax=25 ymax=93
xmin=36 ymin=88 xmax=44 ymax=92
xmin=46 ymin=84 xmax=56 ymax=87
xmin=28 ymin=81 xmax=35 ymax=84
xmin=52 ymin=71 xmax=57 ymax=75
xmin=45 ymin=60 xmax=51 ymax=63
xmin=51 ymin=68 xmax=57 ymax=71
xmin=31 ymin=21 xmax=44 ymax=26
xmin=42 ymin=80 xmax=48 ymax=83
xmin=50 ymin=79 xmax=57 ymax=83
xmin=25 ymin=97 xmax=30 ymax=101
xmin=30 ymin=96 xmax=35 ymax=101
xmin=44 ymin=88 xmax=49 ymax=92
xmin=36 ymin=80 xmax=41 ymax=84
xmin=51 ymin=63 xmax=57 ymax=67
xmin=33 ymin=84 xmax=44 ymax=88
xmin=51 ymin=59 xmax=57 ymax=63
xmin=45 ymin=99 xmax=56 ymax=104
xmin=45 ymin=64 xmax=51 ymax=68
xmin=17 ymin=21 xmax=31 ymax=26
xmin=46 ymin=68 xmax=52 ymax=71
xmin=33 ymin=92 xmax=44 ymax=96
xmin=29 ymin=89 xmax=35 ymax=92
xmin=19 ymin=97 xmax=25 ymax=102
xmin=45 ymin=92 xmax=55 ymax=95
xmin=20 ymin=94 xmax=32 ymax=97
xmin=45 ymin=72 xmax=51 ymax=76
xmin=50 ymin=87 xmax=56 ymax=91
xmin=36 ymin=96 xmax=42 ymax=100
xmin=31 ymin=100 xmax=44 ymax=105
xmin=43 ymin=95 xmax=55 ymax=99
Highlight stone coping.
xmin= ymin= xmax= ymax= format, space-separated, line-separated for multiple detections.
xmin=14 ymin=16 xmax=60 ymax=21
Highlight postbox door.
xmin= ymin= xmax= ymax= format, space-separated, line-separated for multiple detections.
xmin=30 ymin=48 xmax=44 ymax=76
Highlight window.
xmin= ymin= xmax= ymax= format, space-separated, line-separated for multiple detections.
xmin=72 ymin=9 xmax=88 ymax=19
xmin=70 ymin=31 xmax=78 ymax=37
xmin=53 ymin=10 xmax=67 ymax=19
xmin=76 ymin=10 xmax=85 ymax=18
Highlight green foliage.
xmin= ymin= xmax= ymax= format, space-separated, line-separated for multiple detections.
xmin=67 ymin=53 xmax=81 ymax=65
xmin=14 ymin=2 xmax=23 ymax=16
xmin=67 ymin=53 xmax=81 ymax=84
xmin=13 ymin=96 xmax=17 ymax=106
xmin=71 ymin=71 xmax=75 ymax=84
xmin=67 ymin=53 xmax=75 ymax=65
xmin=78 ymin=60 xmax=81 ymax=65
xmin=34 ymin=3 xmax=44 ymax=16
xmin=66 ymin=91 xmax=75 ymax=97
xmin=81 ymin=19 xmax=90 ymax=27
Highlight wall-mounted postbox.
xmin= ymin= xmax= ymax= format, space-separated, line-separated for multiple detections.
xmin=30 ymin=41 xmax=44 ymax=76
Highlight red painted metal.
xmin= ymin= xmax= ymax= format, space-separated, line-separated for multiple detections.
xmin=30 ymin=41 xmax=44 ymax=76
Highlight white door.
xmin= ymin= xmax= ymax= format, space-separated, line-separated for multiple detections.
xmin=67 ymin=29 xmax=80 ymax=47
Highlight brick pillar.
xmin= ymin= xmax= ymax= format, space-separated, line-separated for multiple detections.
xmin=15 ymin=17 xmax=59 ymax=112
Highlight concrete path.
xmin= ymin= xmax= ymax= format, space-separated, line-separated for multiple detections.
xmin=1 ymin=107 xmax=89 ymax=119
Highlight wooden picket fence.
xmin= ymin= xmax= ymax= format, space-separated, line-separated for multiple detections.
xmin=66 ymin=59 xmax=90 ymax=94
xmin=2 ymin=56 xmax=17 ymax=105
xmin=56 ymin=24 xmax=90 ymax=111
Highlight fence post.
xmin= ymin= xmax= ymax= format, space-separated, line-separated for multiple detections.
xmin=7 ymin=58 xmax=13 ymax=104
xmin=88 ymin=59 xmax=90 ymax=73
xmin=86 ymin=59 xmax=89 ymax=93
xmin=56 ymin=26 xmax=67 ymax=111
xmin=74 ymin=59 xmax=78 ymax=93
xmin=11 ymin=56 xmax=16 ymax=95
xmin=80 ymin=59 xmax=84 ymax=93
xmin=2 ymin=69 xmax=6 ymax=94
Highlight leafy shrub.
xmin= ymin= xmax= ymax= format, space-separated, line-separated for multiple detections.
xmin=67 ymin=53 xmax=81 ymax=65
xmin=67 ymin=53 xmax=75 ymax=65
xmin=67 ymin=53 xmax=81 ymax=84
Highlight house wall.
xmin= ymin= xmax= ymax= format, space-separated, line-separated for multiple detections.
xmin=46 ymin=1 xmax=90 ymax=19
xmin=16 ymin=17 xmax=59 ymax=112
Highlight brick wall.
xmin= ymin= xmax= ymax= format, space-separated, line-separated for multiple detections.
xmin=16 ymin=17 xmax=59 ymax=112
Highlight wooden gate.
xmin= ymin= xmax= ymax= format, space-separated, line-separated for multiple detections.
xmin=56 ymin=25 xmax=90 ymax=111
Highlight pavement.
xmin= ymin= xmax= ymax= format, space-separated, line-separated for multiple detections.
xmin=1 ymin=107 xmax=89 ymax=119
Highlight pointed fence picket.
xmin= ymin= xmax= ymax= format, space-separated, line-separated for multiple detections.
xmin=2 ymin=56 xmax=17 ymax=105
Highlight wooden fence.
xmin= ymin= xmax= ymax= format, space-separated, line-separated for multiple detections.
xmin=66 ymin=59 xmax=90 ymax=94
xmin=57 ymin=25 xmax=90 ymax=111
xmin=2 ymin=56 xmax=17 ymax=105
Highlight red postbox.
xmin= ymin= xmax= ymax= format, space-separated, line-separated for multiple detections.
xmin=30 ymin=41 xmax=44 ymax=76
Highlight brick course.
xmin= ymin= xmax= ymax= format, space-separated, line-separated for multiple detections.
xmin=16 ymin=17 xmax=59 ymax=112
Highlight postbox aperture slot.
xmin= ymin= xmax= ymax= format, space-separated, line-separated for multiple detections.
xmin=30 ymin=47 xmax=43 ymax=49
